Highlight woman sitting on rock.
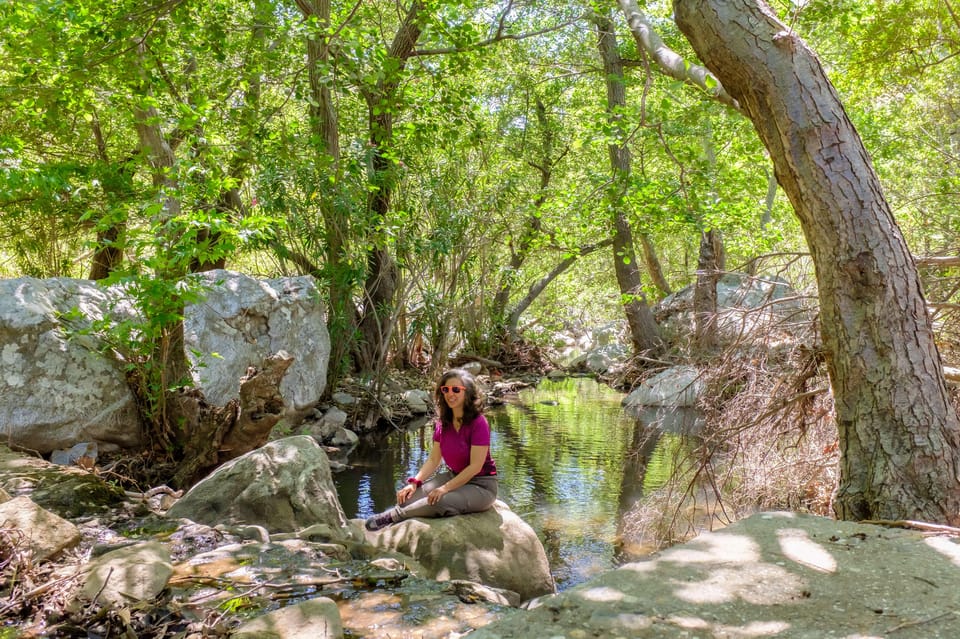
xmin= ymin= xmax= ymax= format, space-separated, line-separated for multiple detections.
xmin=364 ymin=368 xmax=498 ymax=531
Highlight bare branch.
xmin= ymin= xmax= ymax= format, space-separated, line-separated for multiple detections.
xmin=915 ymin=256 xmax=960 ymax=268
xmin=411 ymin=12 xmax=587 ymax=57
xmin=617 ymin=0 xmax=740 ymax=110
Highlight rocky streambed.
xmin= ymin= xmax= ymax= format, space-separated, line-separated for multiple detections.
xmin=7 ymin=437 xmax=960 ymax=639
xmin=0 ymin=439 xmax=541 ymax=638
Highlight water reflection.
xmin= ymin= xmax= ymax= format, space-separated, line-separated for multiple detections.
xmin=334 ymin=376 xmax=694 ymax=590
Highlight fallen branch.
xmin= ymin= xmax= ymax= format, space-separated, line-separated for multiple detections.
xmin=888 ymin=610 xmax=957 ymax=633
xmin=860 ymin=519 xmax=960 ymax=536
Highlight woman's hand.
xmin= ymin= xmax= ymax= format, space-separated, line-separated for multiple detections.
xmin=427 ymin=485 xmax=448 ymax=505
xmin=396 ymin=484 xmax=416 ymax=505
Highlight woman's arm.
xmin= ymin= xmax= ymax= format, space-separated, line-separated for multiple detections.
xmin=416 ymin=442 xmax=444 ymax=482
xmin=427 ymin=445 xmax=488 ymax=505
xmin=397 ymin=440 xmax=443 ymax=505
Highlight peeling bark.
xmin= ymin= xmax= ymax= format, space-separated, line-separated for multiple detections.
xmin=171 ymin=351 xmax=294 ymax=488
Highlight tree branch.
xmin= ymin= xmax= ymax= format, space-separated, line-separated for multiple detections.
xmin=411 ymin=12 xmax=587 ymax=57
xmin=617 ymin=0 xmax=740 ymax=110
xmin=507 ymin=238 xmax=614 ymax=333
xmin=915 ymin=256 xmax=960 ymax=268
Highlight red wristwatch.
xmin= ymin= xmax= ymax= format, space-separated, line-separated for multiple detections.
xmin=407 ymin=477 xmax=423 ymax=487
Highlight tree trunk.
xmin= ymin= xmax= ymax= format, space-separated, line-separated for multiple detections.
xmin=595 ymin=12 xmax=663 ymax=356
xmin=88 ymin=225 xmax=123 ymax=280
xmin=693 ymin=229 xmax=722 ymax=350
xmin=640 ymin=233 xmax=672 ymax=296
xmin=88 ymin=117 xmax=127 ymax=280
xmin=356 ymin=0 xmax=424 ymax=374
xmin=674 ymin=0 xmax=960 ymax=523
xmin=298 ymin=0 xmax=356 ymax=386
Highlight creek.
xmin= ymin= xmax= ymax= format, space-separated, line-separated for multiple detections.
xmin=334 ymin=376 xmax=698 ymax=591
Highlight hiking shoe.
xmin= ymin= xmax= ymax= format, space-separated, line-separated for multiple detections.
xmin=364 ymin=510 xmax=397 ymax=531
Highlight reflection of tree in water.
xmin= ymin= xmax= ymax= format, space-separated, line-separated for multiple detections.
xmin=486 ymin=402 xmax=571 ymax=584
xmin=613 ymin=415 xmax=667 ymax=563
xmin=615 ymin=407 xmax=704 ymax=559
xmin=489 ymin=386 xmax=635 ymax=586
xmin=488 ymin=401 xmax=557 ymax=508
xmin=617 ymin=418 xmax=662 ymax=521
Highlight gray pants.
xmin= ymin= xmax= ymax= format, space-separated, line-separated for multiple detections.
xmin=395 ymin=470 xmax=498 ymax=520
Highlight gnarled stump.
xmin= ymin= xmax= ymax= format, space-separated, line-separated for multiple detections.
xmin=171 ymin=351 xmax=294 ymax=488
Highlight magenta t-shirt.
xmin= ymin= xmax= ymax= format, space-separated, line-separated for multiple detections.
xmin=433 ymin=414 xmax=497 ymax=476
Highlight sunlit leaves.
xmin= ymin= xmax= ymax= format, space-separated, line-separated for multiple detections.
xmin=1 ymin=0 xmax=953 ymax=366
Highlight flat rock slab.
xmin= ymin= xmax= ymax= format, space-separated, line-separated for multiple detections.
xmin=471 ymin=511 xmax=960 ymax=639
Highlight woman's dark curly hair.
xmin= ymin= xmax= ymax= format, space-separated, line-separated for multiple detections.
xmin=434 ymin=368 xmax=484 ymax=427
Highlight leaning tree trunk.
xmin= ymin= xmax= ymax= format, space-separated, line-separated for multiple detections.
xmin=674 ymin=0 xmax=960 ymax=523
xmin=493 ymin=97 xmax=563 ymax=336
xmin=639 ymin=233 xmax=672 ymax=296
xmin=506 ymin=239 xmax=613 ymax=334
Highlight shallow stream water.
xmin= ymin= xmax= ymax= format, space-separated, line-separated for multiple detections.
xmin=334 ymin=376 xmax=690 ymax=590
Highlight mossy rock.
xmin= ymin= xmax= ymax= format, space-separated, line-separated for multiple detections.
xmin=28 ymin=471 xmax=126 ymax=518
xmin=0 ymin=445 xmax=125 ymax=519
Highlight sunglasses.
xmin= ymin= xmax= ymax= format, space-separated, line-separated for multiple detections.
xmin=440 ymin=385 xmax=466 ymax=394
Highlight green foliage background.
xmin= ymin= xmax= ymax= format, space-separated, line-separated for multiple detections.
xmin=1 ymin=0 xmax=957 ymax=369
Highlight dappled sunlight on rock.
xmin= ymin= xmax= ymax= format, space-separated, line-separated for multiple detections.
xmin=578 ymin=586 xmax=633 ymax=603
xmin=661 ymin=533 xmax=760 ymax=564
xmin=170 ymin=553 xmax=253 ymax=585
xmin=668 ymin=615 xmax=710 ymax=630
xmin=777 ymin=528 xmax=837 ymax=572
xmin=338 ymin=591 xmax=406 ymax=634
xmin=337 ymin=588 xmax=504 ymax=638
xmin=618 ymin=559 xmax=658 ymax=573
xmin=667 ymin=615 xmax=790 ymax=637
xmin=466 ymin=513 xmax=960 ymax=638
xmin=924 ymin=536 xmax=960 ymax=568
xmin=671 ymin=564 xmax=805 ymax=605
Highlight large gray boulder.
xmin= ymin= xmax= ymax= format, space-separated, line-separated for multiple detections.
xmin=364 ymin=501 xmax=555 ymax=602
xmin=184 ymin=270 xmax=329 ymax=418
xmin=0 ymin=272 xmax=329 ymax=454
xmin=623 ymin=365 xmax=704 ymax=409
xmin=0 ymin=278 xmax=141 ymax=453
xmin=657 ymin=272 xmax=809 ymax=343
xmin=166 ymin=436 xmax=348 ymax=533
